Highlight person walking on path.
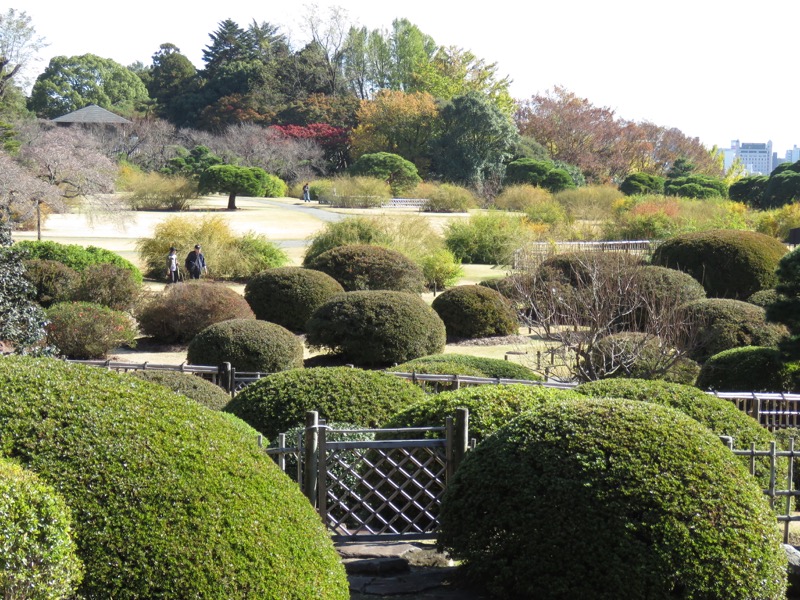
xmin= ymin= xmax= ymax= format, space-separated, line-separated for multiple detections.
xmin=302 ymin=183 xmax=311 ymax=202
xmin=165 ymin=247 xmax=179 ymax=283
xmin=184 ymin=244 xmax=207 ymax=279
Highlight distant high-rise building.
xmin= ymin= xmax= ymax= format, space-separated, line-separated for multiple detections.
xmin=787 ymin=146 xmax=800 ymax=163
xmin=723 ymin=140 xmax=775 ymax=175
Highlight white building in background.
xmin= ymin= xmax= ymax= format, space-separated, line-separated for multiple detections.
xmin=723 ymin=140 xmax=775 ymax=175
xmin=786 ymin=146 xmax=800 ymax=163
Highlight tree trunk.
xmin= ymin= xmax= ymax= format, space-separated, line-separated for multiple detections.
xmin=227 ymin=192 xmax=237 ymax=210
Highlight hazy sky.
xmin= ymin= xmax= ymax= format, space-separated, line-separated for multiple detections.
xmin=17 ymin=0 xmax=800 ymax=156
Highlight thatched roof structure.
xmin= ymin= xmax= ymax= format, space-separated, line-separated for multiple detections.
xmin=51 ymin=104 xmax=131 ymax=124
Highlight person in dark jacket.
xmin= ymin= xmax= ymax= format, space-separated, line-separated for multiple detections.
xmin=184 ymin=244 xmax=207 ymax=279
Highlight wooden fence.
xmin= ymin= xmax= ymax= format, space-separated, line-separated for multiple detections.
xmin=513 ymin=240 xmax=656 ymax=270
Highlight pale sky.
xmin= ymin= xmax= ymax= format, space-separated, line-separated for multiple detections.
xmin=16 ymin=0 xmax=800 ymax=157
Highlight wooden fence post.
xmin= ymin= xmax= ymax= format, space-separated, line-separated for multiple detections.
xmin=445 ymin=416 xmax=454 ymax=482
xmin=453 ymin=408 xmax=469 ymax=474
xmin=303 ymin=411 xmax=319 ymax=506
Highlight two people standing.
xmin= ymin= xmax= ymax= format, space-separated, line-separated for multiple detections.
xmin=166 ymin=244 xmax=207 ymax=283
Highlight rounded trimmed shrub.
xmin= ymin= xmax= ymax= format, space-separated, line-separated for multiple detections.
xmin=306 ymin=291 xmax=446 ymax=366
xmin=187 ymin=319 xmax=303 ymax=373
xmin=0 ymin=457 xmax=83 ymax=599
xmin=538 ymin=251 xmax=643 ymax=286
xmin=69 ymin=262 xmax=143 ymax=312
xmin=696 ymin=346 xmax=792 ymax=392
xmin=136 ymin=281 xmax=255 ymax=344
xmin=747 ymin=288 xmax=780 ymax=308
xmin=129 ymin=370 xmax=232 ymax=411
xmin=651 ymin=229 xmax=787 ymax=299
xmin=0 ymin=357 xmax=349 ymax=599
xmin=225 ymin=367 xmax=426 ymax=439
xmin=15 ymin=240 xmax=143 ymax=283
xmin=307 ymin=244 xmax=425 ymax=293
xmin=438 ymin=399 xmax=786 ymax=599
xmin=384 ymin=384 xmax=583 ymax=445
xmin=302 ymin=217 xmax=391 ymax=266
xmin=244 ymin=267 xmax=344 ymax=331
xmin=683 ymin=298 xmax=787 ymax=363
xmin=586 ymin=332 xmax=701 ymax=385
xmin=576 ymin=378 xmax=781 ymax=490
xmin=624 ymin=265 xmax=707 ymax=330
xmin=22 ymin=258 xmax=79 ymax=308
xmin=431 ymin=285 xmax=519 ymax=340
xmin=390 ymin=354 xmax=543 ymax=382
xmin=45 ymin=301 xmax=138 ymax=359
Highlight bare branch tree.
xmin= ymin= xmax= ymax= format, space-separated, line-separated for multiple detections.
xmin=0 ymin=151 xmax=62 ymax=229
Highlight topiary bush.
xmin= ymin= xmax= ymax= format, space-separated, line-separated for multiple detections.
xmin=136 ymin=281 xmax=255 ymax=344
xmin=586 ymin=332 xmax=701 ymax=385
xmin=0 ymin=457 xmax=83 ymax=599
xmin=651 ymin=229 xmax=788 ymax=299
xmin=747 ymin=288 xmax=780 ymax=308
xmin=438 ymin=399 xmax=786 ymax=599
xmin=302 ymin=217 xmax=391 ymax=266
xmin=45 ymin=302 xmax=138 ymax=359
xmin=187 ymin=319 xmax=303 ymax=373
xmin=431 ymin=285 xmax=519 ymax=340
xmin=244 ymin=267 xmax=344 ymax=331
xmin=683 ymin=298 xmax=787 ymax=363
xmin=225 ymin=367 xmax=426 ymax=439
xmin=390 ymin=353 xmax=543 ymax=382
xmin=69 ymin=262 xmax=143 ymax=312
xmin=0 ymin=357 xmax=349 ymax=599
xmin=383 ymin=384 xmax=582 ymax=445
xmin=624 ymin=265 xmax=707 ymax=330
xmin=306 ymin=291 xmax=446 ymax=367
xmin=696 ymin=346 xmax=793 ymax=392
xmin=130 ymin=370 xmax=232 ymax=411
xmin=575 ymin=378 xmax=782 ymax=490
xmin=307 ymin=244 xmax=425 ymax=293
xmin=349 ymin=152 xmax=421 ymax=196
xmin=22 ymin=258 xmax=79 ymax=308
xmin=15 ymin=240 xmax=143 ymax=283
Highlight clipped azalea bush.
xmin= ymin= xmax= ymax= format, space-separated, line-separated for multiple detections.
xmin=129 ymin=370 xmax=232 ymax=411
xmin=576 ymin=378 xmax=781 ymax=490
xmin=696 ymin=346 xmax=793 ymax=392
xmin=225 ymin=367 xmax=425 ymax=439
xmin=431 ymin=285 xmax=519 ymax=340
xmin=187 ymin=319 xmax=303 ymax=373
xmin=383 ymin=384 xmax=582 ymax=445
xmin=136 ymin=281 xmax=255 ymax=344
xmin=45 ymin=301 xmax=138 ymax=359
xmin=69 ymin=262 xmax=143 ymax=312
xmin=0 ymin=457 xmax=83 ymax=599
xmin=244 ymin=267 xmax=344 ymax=331
xmin=306 ymin=291 xmax=446 ymax=366
xmin=624 ymin=265 xmax=707 ymax=330
xmin=747 ymin=288 xmax=780 ymax=308
xmin=438 ymin=399 xmax=786 ymax=599
xmin=683 ymin=298 xmax=787 ymax=363
xmin=307 ymin=244 xmax=425 ymax=293
xmin=15 ymin=240 xmax=143 ymax=283
xmin=651 ymin=229 xmax=787 ymax=299
xmin=390 ymin=354 xmax=542 ymax=382
xmin=22 ymin=258 xmax=79 ymax=308
xmin=0 ymin=357 xmax=349 ymax=599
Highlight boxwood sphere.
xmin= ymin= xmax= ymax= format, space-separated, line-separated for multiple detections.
xmin=244 ymin=267 xmax=344 ymax=331
xmin=0 ymin=457 xmax=83 ymax=598
xmin=696 ymin=346 xmax=793 ymax=392
xmin=438 ymin=399 xmax=786 ymax=599
xmin=306 ymin=290 xmax=446 ymax=366
xmin=307 ymin=244 xmax=426 ymax=292
xmin=187 ymin=318 xmax=303 ymax=373
xmin=225 ymin=366 xmax=426 ymax=439
xmin=651 ymin=229 xmax=787 ymax=299
xmin=0 ymin=357 xmax=348 ymax=599
xmin=431 ymin=285 xmax=519 ymax=340
xmin=130 ymin=370 xmax=232 ymax=410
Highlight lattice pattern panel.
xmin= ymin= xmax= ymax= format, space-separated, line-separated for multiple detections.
xmin=323 ymin=445 xmax=446 ymax=536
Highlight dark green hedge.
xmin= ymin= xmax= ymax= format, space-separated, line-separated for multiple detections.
xmin=438 ymin=399 xmax=786 ymax=599
xmin=383 ymin=384 xmax=583 ymax=445
xmin=14 ymin=240 xmax=143 ymax=283
xmin=696 ymin=346 xmax=793 ymax=392
xmin=307 ymin=244 xmax=425 ymax=293
xmin=390 ymin=354 xmax=542 ymax=382
xmin=129 ymin=370 xmax=232 ymax=411
xmin=0 ymin=357 xmax=348 ymax=599
xmin=225 ymin=367 xmax=425 ymax=439
xmin=306 ymin=290 xmax=446 ymax=366
xmin=0 ymin=457 xmax=83 ymax=598
xmin=651 ymin=230 xmax=787 ymax=299
xmin=431 ymin=285 xmax=519 ymax=340
xmin=187 ymin=319 xmax=303 ymax=373
xmin=244 ymin=267 xmax=344 ymax=331
xmin=22 ymin=259 xmax=79 ymax=308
